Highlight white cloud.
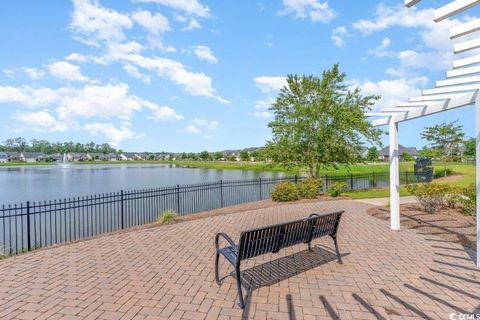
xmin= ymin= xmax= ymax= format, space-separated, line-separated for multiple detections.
xmin=0 ymin=86 xmax=59 ymax=107
xmin=132 ymin=10 xmax=170 ymax=35
xmin=22 ymin=67 xmax=45 ymax=80
xmin=331 ymin=26 xmax=350 ymax=47
xmin=3 ymin=67 xmax=45 ymax=80
xmin=13 ymin=110 xmax=68 ymax=132
xmin=65 ymin=53 xmax=88 ymax=63
xmin=182 ymin=19 xmax=202 ymax=31
xmin=120 ymin=54 xmax=228 ymax=103
xmin=191 ymin=45 xmax=217 ymax=64
xmin=48 ymin=61 xmax=89 ymax=82
xmin=148 ymin=105 xmax=184 ymax=121
xmin=185 ymin=124 xmax=200 ymax=134
xmin=367 ymin=37 xmax=393 ymax=58
xmin=351 ymin=76 xmax=429 ymax=110
xmin=352 ymin=4 xmax=466 ymax=72
xmin=279 ymin=0 xmax=336 ymax=23
xmin=192 ymin=118 xmax=220 ymax=129
xmin=133 ymin=0 xmax=210 ymax=18
xmin=254 ymin=97 xmax=275 ymax=110
xmin=254 ymin=76 xmax=287 ymax=93
xmin=70 ymin=0 xmax=133 ymax=45
xmin=397 ymin=50 xmax=452 ymax=71
xmin=56 ymin=83 xmax=145 ymax=121
xmin=123 ymin=64 xmax=151 ymax=83
xmin=83 ymin=122 xmax=144 ymax=146
xmin=253 ymin=111 xmax=272 ymax=118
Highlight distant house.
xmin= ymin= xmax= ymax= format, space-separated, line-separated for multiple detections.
xmin=20 ymin=152 xmax=46 ymax=163
xmin=0 ymin=152 xmax=8 ymax=163
xmin=121 ymin=153 xmax=145 ymax=161
xmin=6 ymin=152 xmax=21 ymax=162
xmin=51 ymin=153 xmax=64 ymax=162
xmin=117 ymin=153 xmax=128 ymax=161
xmin=378 ymin=145 xmax=419 ymax=161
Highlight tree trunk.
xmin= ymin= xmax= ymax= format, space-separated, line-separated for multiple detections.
xmin=444 ymin=160 xmax=447 ymax=178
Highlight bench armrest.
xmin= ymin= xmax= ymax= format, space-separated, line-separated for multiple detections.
xmin=215 ymin=232 xmax=237 ymax=251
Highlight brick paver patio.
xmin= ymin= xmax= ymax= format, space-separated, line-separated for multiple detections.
xmin=0 ymin=200 xmax=478 ymax=319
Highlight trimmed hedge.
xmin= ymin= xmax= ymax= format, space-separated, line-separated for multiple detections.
xmin=271 ymin=182 xmax=301 ymax=202
xmin=297 ymin=179 xmax=322 ymax=199
xmin=328 ymin=182 xmax=347 ymax=198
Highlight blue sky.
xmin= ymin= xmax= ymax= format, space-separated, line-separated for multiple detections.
xmin=0 ymin=0 xmax=476 ymax=152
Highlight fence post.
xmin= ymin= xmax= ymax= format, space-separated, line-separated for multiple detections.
xmin=26 ymin=201 xmax=31 ymax=251
xmin=350 ymin=173 xmax=354 ymax=190
xmin=176 ymin=184 xmax=180 ymax=214
xmin=294 ymin=175 xmax=298 ymax=184
xmin=220 ymin=180 xmax=224 ymax=208
xmin=324 ymin=175 xmax=328 ymax=193
xmin=372 ymin=171 xmax=376 ymax=188
xmin=120 ymin=190 xmax=125 ymax=229
xmin=259 ymin=178 xmax=262 ymax=200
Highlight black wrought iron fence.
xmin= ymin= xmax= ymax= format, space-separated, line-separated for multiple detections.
xmin=0 ymin=172 xmax=416 ymax=257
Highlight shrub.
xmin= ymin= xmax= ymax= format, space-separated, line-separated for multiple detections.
xmin=158 ymin=209 xmax=177 ymax=224
xmin=445 ymin=186 xmax=464 ymax=209
xmin=271 ymin=182 xmax=300 ymax=202
xmin=297 ymin=179 xmax=322 ymax=199
xmin=406 ymin=183 xmax=450 ymax=214
xmin=460 ymin=184 xmax=476 ymax=216
xmin=328 ymin=182 xmax=347 ymax=198
xmin=433 ymin=168 xmax=453 ymax=179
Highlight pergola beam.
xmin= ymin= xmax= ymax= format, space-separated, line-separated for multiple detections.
xmin=454 ymin=37 xmax=480 ymax=53
xmin=405 ymin=0 xmax=421 ymax=7
xmin=447 ymin=65 xmax=480 ymax=78
xmin=450 ymin=18 xmax=480 ymax=39
xmin=437 ymin=75 xmax=480 ymax=87
xmin=423 ymin=84 xmax=480 ymax=95
xmin=371 ymin=91 xmax=478 ymax=124
xmin=434 ymin=0 xmax=480 ymax=22
xmin=410 ymin=92 xmax=471 ymax=102
xmin=453 ymin=54 xmax=480 ymax=69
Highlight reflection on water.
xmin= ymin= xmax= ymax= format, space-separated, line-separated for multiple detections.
xmin=0 ymin=163 xmax=287 ymax=204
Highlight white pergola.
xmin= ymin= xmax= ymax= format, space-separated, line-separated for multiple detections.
xmin=367 ymin=0 xmax=480 ymax=267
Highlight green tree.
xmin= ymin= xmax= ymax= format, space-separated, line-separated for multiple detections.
xmin=421 ymin=120 xmax=465 ymax=177
xmin=199 ymin=150 xmax=210 ymax=161
xmin=239 ymin=150 xmax=250 ymax=161
xmin=400 ymin=151 xmax=414 ymax=162
xmin=464 ymin=137 xmax=475 ymax=159
xmin=213 ymin=151 xmax=224 ymax=160
xmin=366 ymin=147 xmax=379 ymax=161
xmin=266 ymin=65 xmax=381 ymax=178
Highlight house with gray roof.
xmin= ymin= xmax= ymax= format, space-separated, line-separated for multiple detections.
xmin=378 ymin=145 xmax=419 ymax=161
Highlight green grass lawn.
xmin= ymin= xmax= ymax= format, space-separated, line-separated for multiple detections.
xmin=0 ymin=161 xmax=53 ymax=166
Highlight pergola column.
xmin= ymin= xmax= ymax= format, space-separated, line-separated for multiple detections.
xmin=389 ymin=118 xmax=400 ymax=231
xmin=476 ymin=95 xmax=480 ymax=267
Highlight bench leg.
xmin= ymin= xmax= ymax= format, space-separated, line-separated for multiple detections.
xmin=308 ymin=242 xmax=312 ymax=251
xmin=333 ymin=237 xmax=342 ymax=264
xmin=215 ymin=252 xmax=221 ymax=284
xmin=235 ymin=265 xmax=245 ymax=309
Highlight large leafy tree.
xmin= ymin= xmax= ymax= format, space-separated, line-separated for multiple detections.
xmin=421 ymin=120 xmax=465 ymax=176
xmin=266 ymin=64 xmax=382 ymax=178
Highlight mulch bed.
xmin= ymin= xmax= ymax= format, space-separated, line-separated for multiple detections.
xmin=367 ymin=203 xmax=476 ymax=250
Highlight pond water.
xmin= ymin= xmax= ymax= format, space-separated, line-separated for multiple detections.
xmin=0 ymin=163 xmax=288 ymax=204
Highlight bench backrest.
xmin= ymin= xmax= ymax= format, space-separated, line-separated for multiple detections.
xmin=237 ymin=211 xmax=343 ymax=261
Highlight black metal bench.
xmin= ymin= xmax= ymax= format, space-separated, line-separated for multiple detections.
xmin=214 ymin=211 xmax=344 ymax=308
